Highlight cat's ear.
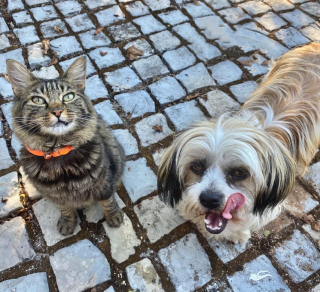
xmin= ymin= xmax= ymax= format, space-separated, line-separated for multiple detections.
xmin=6 ymin=60 xmax=39 ymax=97
xmin=63 ymin=57 xmax=86 ymax=92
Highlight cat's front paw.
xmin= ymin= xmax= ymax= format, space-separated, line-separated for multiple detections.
xmin=57 ymin=216 xmax=77 ymax=236
xmin=105 ymin=209 xmax=124 ymax=228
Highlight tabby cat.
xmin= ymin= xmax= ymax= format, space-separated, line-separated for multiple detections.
xmin=7 ymin=57 xmax=125 ymax=235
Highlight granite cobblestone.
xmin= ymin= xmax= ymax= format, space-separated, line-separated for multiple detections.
xmin=0 ymin=0 xmax=320 ymax=291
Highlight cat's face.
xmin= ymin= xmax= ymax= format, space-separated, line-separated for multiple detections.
xmin=7 ymin=58 xmax=96 ymax=137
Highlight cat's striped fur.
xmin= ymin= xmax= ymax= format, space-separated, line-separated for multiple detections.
xmin=7 ymin=57 xmax=125 ymax=235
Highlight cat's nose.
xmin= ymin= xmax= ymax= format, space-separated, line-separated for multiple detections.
xmin=51 ymin=109 xmax=63 ymax=117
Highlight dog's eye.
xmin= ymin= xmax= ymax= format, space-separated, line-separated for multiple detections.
xmin=230 ymin=169 xmax=248 ymax=180
xmin=191 ymin=162 xmax=204 ymax=174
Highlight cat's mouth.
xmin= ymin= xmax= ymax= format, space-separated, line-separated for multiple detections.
xmin=54 ymin=120 xmax=69 ymax=127
xmin=42 ymin=119 xmax=74 ymax=135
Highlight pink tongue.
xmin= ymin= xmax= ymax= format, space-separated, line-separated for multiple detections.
xmin=222 ymin=193 xmax=245 ymax=220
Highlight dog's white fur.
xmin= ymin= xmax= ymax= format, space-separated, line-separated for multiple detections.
xmin=158 ymin=43 xmax=320 ymax=244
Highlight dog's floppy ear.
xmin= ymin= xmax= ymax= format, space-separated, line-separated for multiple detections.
xmin=157 ymin=146 xmax=182 ymax=208
xmin=254 ymin=145 xmax=295 ymax=215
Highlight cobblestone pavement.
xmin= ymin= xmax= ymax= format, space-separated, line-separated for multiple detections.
xmin=0 ymin=0 xmax=320 ymax=291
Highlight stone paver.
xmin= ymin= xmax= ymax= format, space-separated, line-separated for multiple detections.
xmin=102 ymin=213 xmax=141 ymax=263
xmin=302 ymin=24 xmax=320 ymax=42
xmin=115 ymin=90 xmax=155 ymax=118
xmin=255 ymin=12 xmax=287 ymax=31
xmin=0 ymin=272 xmax=49 ymax=292
xmin=276 ymin=27 xmax=310 ymax=48
xmin=237 ymin=53 xmax=269 ymax=76
xmin=95 ymin=6 xmax=126 ymax=27
xmin=0 ymin=172 xmax=21 ymax=218
xmin=165 ymin=100 xmax=207 ymax=131
xmin=209 ymin=60 xmax=242 ymax=85
xmin=158 ymin=233 xmax=212 ymax=292
xmin=134 ymin=196 xmax=185 ymax=243
xmin=1 ymin=0 xmax=320 ymax=291
xmin=56 ymin=1 xmax=82 ymax=16
xmin=0 ymin=138 xmax=15 ymax=171
xmin=50 ymin=239 xmax=111 ymax=292
xmin=79 ymin=30 xmax=111 ymax=49
xmin=85 ymin=75 xmax=109 ymax=100
xmin=239 ymin=1 xmax=270 ymax=15
xmin=184 ymin=1 xmax=214 ymax=18
xmin=273 ymin=230 xmax=320 ymax=283
xmin=135 ymin=113 xmax=173 ymax=147
xmin=105 ymin=67 xmax=142 ymax=92
xmin=230 ymin=81 xmax=258 ymax=103
xmin=89 ymin=47 xmax=125 ymax=69
xmin=149 ymin=31 xmax=181 ymax=53
xmin=175 ymin=63 xmax=215 ymax=93
xmin=33 ymin=198 xmax=81 ymax=246
xmin=50 ymin=36 xmax=82 ymax=58
xmin=163 ymin=46 xmax=196 ymax=72
xmin=228 ymin=255 xmax=290 ymax=291
xmin=12 ymin=11 xmax=33 ymax=25
xmin=210 ymin=240 xmax=250 ymax=263
xmin=125 ymin=1 xmax=150 ymax=17
xmin=40 ymin=19 xmax=68 ymax=38
xmin=0 ymin=49 xmax=24 ymax=74
xmin=66 ymin=14 xmax=95 ymax=33
xmin=113 ymin=129 xmax=139 ymax=156
xmin=281 ymin=9 xmax=314 ymax=29
xmin=27 ymin=42 xmax=51 ymax=69
xmin=133 ymin=55 xmax=169 ymax=80
xmin=144 ymin=0 xmax=170 ymax=11
xmin=264 ymin=0 xmax=294 ymax=11
xmin=122 ymin=158 xmax=157 ymax=202
xmin=149 ymin=76 xmax=186 ymax=105
xmin=14 ymin=26 xmax=40 ymax=45
xmin=219 ymin=7 xmax=251 ymax=24
xmin=285 ymin=183 xmax=319 ymax=215
xmin=108 ymin=23 xmax=141 ymax=42
xmin=0 ymin=77 xmax=14 ymax=100
xmin=301 ymin=2 xmax=320 ymax=18
xmin=124 ymin=39 xmax=154 ymax=58
xmin=31 ymin=6 xmax=58 ymax=21
xmin=83 ymin=194 xmax=125 ymax=223
xmin=200 ymin=89 xmax=240 ymax=118
xmin=126 ymin=258 xmax=164 ymax=291
xmin=174 ymin=22 xmax=222 ymax=62
xmin=94 ymin=100 xmax=123 ymax=125
xmin=158 ymin=10 xmax=188 ymax=25
xmin=0 ymin=217 xmax=36 ymax=272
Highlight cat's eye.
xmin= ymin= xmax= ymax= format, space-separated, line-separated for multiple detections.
xmin=63 ymin=93 xmax=75 ymax=102
xmin=31 ymin=96 xmax=46 ymax=105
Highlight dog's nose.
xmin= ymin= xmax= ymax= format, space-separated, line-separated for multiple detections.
xmin=199 ymin=191 xmax=224 ymax=209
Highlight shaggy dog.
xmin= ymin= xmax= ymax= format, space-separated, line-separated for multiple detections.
xmin=158 ymin=43 xmax=320 ymax=244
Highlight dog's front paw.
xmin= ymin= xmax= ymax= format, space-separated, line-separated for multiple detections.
xmin=105 ymin=208 xmax=124 ymax=228
xmin=228 ymin=230 xmax=251 ymax=244
xmin=57 ymin=216 xmax=77 ymax=236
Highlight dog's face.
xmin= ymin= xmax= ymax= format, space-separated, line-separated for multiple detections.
xmin=158 ymin=118 xmax=295 ymax=235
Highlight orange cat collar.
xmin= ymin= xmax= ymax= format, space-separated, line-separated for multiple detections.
xmin=26 ymin=145 xmax=75 ymax=160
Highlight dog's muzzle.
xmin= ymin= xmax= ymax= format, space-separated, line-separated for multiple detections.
xmin=204 ymin=193 xmax=245 ymax=234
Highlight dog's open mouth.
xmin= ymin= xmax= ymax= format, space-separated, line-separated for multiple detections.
xmin=204 ymin=193 xmax=245 ymax=234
